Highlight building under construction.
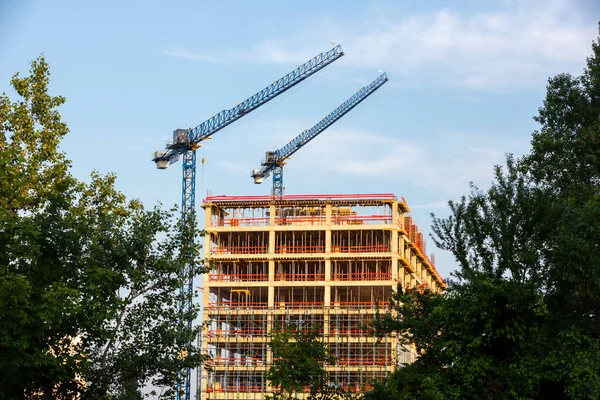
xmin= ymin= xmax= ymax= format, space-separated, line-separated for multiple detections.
xmin=199 ymin=193 xmax=445 ymax=399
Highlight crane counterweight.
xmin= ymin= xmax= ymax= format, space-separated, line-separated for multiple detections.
xmin=154 ymin=151 xmax=168 ymax=169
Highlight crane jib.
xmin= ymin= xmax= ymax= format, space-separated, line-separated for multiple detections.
xmin=251 ymin=72 xmax=388 ymax=182
xmin=275 ymin=73 xmax=388 ymax=161
xmin=152 ymin=44 xmax=345 ymax=400
xmin=190 ymin=45 xmax=343 ymax=142
xmin=152 ymin=45 xmax=344 ymax=164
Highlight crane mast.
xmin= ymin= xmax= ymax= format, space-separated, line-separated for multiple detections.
xmin=152 ymin=45 xmax=344 ymax=400
xmin=251 ymin=72 xmax=388 ymax=197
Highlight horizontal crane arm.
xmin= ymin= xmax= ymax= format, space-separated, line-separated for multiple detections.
xmin=252 ymin=72 xmax=388 ymax=181
xmin=153 ymin=45 xmax=344 ymax=165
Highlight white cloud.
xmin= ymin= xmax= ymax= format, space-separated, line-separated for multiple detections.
xmin=409 ymin=201 xmax=450 ymax=210
xmin=468 ymin=147 xmax=504 ymax=158
xmin=164 ymin=0 xmax=597 ymax=90
xmin=341 ymin=0 xmax=595 ymax=89
xmin=291 ymin=127 xmax=525 ymax=194
xmin=163 ymin=48 xmax=224 ymax=64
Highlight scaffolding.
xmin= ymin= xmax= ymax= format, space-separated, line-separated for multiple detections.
xmin=200 ymin=193 xmax=445 ymax=399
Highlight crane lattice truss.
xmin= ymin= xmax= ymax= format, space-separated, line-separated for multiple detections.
xmin=152 ymin=45 xmax=344 ymax=400
xmin=251 ymin=72 xmax=388 ymax=198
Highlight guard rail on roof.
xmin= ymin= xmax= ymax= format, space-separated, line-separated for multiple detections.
xmin=203 ymin=193 xmax=398 ymax=203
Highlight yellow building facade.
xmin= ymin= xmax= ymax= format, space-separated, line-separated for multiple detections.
xmin=199 ymin=193 xmax=445 ymax=399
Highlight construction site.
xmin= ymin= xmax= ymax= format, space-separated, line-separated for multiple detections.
xmin=199 ymin=193 xmax=445 ymax=399
xmin=150 ymin=45 xmax=447 ymax=399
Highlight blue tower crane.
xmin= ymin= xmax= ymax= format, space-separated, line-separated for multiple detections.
xmin=151 ymin=45 xmax=344 ymax=400
xmin=251 ymin=72 xmax=388 ymax=197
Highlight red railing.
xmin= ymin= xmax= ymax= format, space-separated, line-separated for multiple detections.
xmin=331 ymin=215 xmax=392 ymax=224
xmin=204 ymin=193 xmax=397 ymax=203
xmin=207 ymin=302 xmax=388 ymax=309
xmin=207 ymin=302 xmax=268 ymax=309
xmin=406 ymin=242 xmax=445 ymax=286
xmin=210 ymin=245 xmax=267 ymax=254
xmin=208 ymin=273 xmax=268 ymax=282
xmin=206 ymin=386 xmax=264 ymax=393
xmin=275 ymin=273 xmax=325 ymax=281
xmin=275 ymin=302 xmax=324 ymax=308
xmin=338 ymin=357 xmax=389 ymax=366
xmin=212 ymin=245 xmax=395 ymax=256
xmin=207 ymin=328 xmax=267 ymax=337
xmin=332 ymin=272 xmax=391 ymax=281
xmin=275 ymin=245 xmax=325 ymax=253
xmin=206 ymin=357 xmax=266 ymax=365
xmin=216 ymin=214 xmax=394 ymax=227
xmin=330 ymin=328 xmax=374 ymax=337
xmin=334 ymin=301 xmax=390 ymax=308
xmin=224 ymin=217 xmax=269 ymax=226
xmin=331 ymin=245 xmax=389 ymax=253
xmin=275 ymin=217 xmax=326 ymax=225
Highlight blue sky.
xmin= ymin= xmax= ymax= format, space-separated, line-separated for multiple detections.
xmin=1 ymin=0 xmax=598 ymax=279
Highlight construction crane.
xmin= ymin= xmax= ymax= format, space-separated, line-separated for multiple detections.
xmin=151 ymin=45 xmax=343 ymax=400
xmin=251 ymin=72 xmax=388 ymax=197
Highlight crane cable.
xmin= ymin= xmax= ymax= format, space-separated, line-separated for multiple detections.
xmin=201 ymin=147 xmax=206 ymax=199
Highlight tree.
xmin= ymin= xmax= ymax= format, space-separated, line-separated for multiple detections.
xmin=524 ymin=23 xmax=600 ymax=341
xmin=74 ymin=184 xmax=208 ymax=399
xmin=365 ymin=25 xmax=600 ymax=400
xmin=0 ymin=56 xmax=207 ymax=399
xmin=369 ymin=161 xmax=552 ymax=400
xmin=521 ymin=22 xmax=600 ymax=398
xmin=266 ymin=323 xmax=355 ymax=400
xmin=526 ymin=24 xmax=600 ymax=200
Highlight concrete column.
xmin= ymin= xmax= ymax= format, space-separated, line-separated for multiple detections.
xmin=325 ymin=225 xmax=332 ymax=254
xmin=268 ymin=286 xmax=274 ymax=307
xmin=324 ymin=285 xmax=331 ymax=307
xmin=203 ymin=234 xmax=212 ymax=259
xmin=391 ymin=201 xmax=398 ymax=225
xmin=325 ymin=204 xmax=332 ymax=225
xmin=391 ymin=258 xmax=398 ymax=281
xmin=203 ymin=281 xmax=211 ymax=307
xmin=325 ymin=259 xmax=331 ymax=282
xmin=268 ymin=260 xmax=275 ymax=283
xmin=266 ymin=311 xmax=274 ymax=363
xmin=399 ymin=267 xmax=406 ymax=289
xmin=390 ymin=335 xmax=399 ymax=372
xmin=204 ymin=205 xmax=212 ymax=228
xmin=268 ymin=226 xmax=275 ymax=253
xmin=414 ymin=259 xmax=421 ymax=285
xmin=391 ymin=229 xmax=398 ymax=253
xmin=269 ymin=204 xmax=276 ymax=226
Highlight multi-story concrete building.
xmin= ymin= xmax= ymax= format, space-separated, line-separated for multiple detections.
xmin=199 ymin=193 xmax=445 ymax=399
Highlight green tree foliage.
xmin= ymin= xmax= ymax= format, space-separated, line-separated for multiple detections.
xmin=0 ymin=56 xmax=207 ymax=399
xmin=265 ymin=323 xmax=357 ymax=400
xmin=365 ymin=25 xmax=600 ymax=400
